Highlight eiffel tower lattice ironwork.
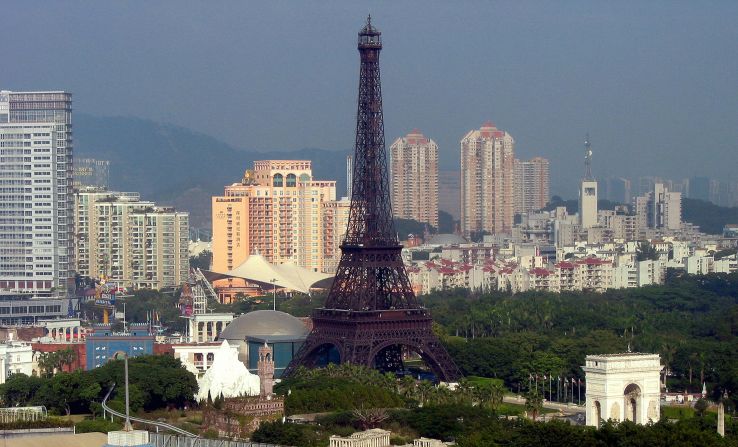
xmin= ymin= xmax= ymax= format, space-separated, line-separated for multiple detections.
xmin=284 ymin=17 xmax=461 ymax=381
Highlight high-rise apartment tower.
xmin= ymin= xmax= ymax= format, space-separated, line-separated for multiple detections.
xmin=514 ymin=157 xmax=550 ymax=214
xmin=75 ymin=188 xmax=189 ymax=289
xmin=460 ymin=122 xmax=515 ymax=236
xmin=389 ymin=130 xmax=439 ymax=228
xmin=0 ymin=91 xmax=74 ymax=296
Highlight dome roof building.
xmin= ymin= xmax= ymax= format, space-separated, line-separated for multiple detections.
xmin=218 ymin=310 xmax=309 ymax=342
xmin=217 ymin=310 xmax=309 ymax=378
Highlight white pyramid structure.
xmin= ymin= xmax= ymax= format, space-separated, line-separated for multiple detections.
xmin=196 ymin=340 xmax=260 ymax=401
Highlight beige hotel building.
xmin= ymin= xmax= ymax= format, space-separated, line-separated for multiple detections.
xmin=212 ymin=161 xmax=348 ymax=276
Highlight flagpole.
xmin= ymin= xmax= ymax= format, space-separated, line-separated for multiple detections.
xmin=571 ymin=378 xmax=574 ymax=403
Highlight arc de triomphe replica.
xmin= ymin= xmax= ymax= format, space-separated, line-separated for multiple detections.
xmin=583 ymin=353 xmax=662 ymax=426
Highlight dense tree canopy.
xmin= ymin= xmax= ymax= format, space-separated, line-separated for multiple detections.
xmin=682 ymin=198 xmax=738 ymax=235
xmin=423 ymin=274 xmax=738 ymax=405
xmin=37 ymin=347 xmax=77 ymax=376
xmin=190 ymin=250 xmax=212 ymax=271
xmin=0 ymin=355 xmax=197 ymax=414
xmin=115 ymin=289 xmax=187 ymax=332
xmin=254 ymin=403 xmax=738 ymax=447
xmin=277 ymin=364 xmax=405 ymax=415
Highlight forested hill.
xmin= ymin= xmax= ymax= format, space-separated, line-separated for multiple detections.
xmin=74 ymin=114 xmax=350 ymax=227
xmin=682 ymin=198 xmax=738 ymax=235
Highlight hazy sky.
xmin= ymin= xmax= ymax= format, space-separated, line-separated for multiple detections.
xmin=4 ymin=1 xmax=737 ymax=196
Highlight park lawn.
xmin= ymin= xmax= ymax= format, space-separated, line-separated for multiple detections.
xmin=59 ymin=414 xmax=90 ymax=423
xmin=466 ymin=376 xmax=505 ymax=387
xmin=661 ymin=405 xmax=717 ymax=420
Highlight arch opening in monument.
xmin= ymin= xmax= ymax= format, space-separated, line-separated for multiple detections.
xmin=624 ymin=383 xmax=642 ymax=422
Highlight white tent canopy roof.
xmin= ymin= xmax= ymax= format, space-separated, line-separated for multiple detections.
xmin=219 ymin=254 xmax=332 ymax=294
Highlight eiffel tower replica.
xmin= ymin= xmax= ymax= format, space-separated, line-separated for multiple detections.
xmin=284 ymin=17 xmax=461 ymax=381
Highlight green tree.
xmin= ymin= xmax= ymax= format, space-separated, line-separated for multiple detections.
xmin=0 ymin=374 xmax=44 ymax=407
xmin=694 ymin=398 xmax=709 ymax=417
xmin=90 ymin=355 xmax=197 ymax=410
xmin=190 ymin=250 xmax=212 ymax=270
xmin=108 ymin=383 xmax=145 ymax=413
xmin=251 ymin=420 xmax=323 ymax=447
xmin=480 ymin=381 xmax=506 ymax=411
xmin=115 ymin=289 xmax=187 ymax=332
xmin=34 ymin=370 xmax=100 ymax=415
xmin=37 ymin=348 xmax=77 ymax=376
xmin=417 ymin=380 xmax=435 ymax=406
xmin=524 ymin=390 xmax=543 ymax=421
xmin=636 ymin=240 xmax=660 ymax=261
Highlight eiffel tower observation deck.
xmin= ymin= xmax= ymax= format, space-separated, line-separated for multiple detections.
xmin=284 ymin=17 xmax=461 ymax=381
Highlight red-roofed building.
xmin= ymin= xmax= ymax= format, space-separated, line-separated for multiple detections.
xmin=529 ymin=268 xmax=553 ymax=291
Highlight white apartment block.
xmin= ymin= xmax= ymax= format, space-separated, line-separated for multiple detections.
xmin=75 ymin=188 xmax=189 ymax=289
xmin=631 ymin=183 xmax=682 ymax=233
xmin=0 ymin=91 xmax=74 ymax=296
xmin=650 ymin=183 xmax=682 ymax=230
xmin=0 ymin=340 xmax=34 ymax=383
xmin=389 ymin=130 xmax=439 ymax=228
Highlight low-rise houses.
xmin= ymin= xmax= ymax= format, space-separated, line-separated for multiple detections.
xmin=404 ymin=237 xmax=737 ymax=295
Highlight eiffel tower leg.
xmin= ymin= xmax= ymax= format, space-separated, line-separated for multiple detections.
xmin=343 ymin=340 xmax=372 ymax=368
xmin=284 ymin=335 xmax=346 ymax=377
xmin=416 ymin=339 xmax=462 ymax=382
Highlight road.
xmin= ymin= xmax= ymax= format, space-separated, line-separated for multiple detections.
xmin=504 ymin=395 xmax=585 ymax=416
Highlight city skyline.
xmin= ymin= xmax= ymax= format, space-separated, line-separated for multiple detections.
xmin=3 ymin=2 xmax=737 ymax=197
xmin=0 ymin=11 xmax=735 ymax=444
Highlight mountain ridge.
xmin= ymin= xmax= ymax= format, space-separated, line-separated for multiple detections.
xmin=74 ymin=114 xmax=350 ymax=227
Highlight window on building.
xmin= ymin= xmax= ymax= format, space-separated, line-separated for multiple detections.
xmin=286 ymin=174 xmax=297 ymax=187
xmin=273 ymin=174 xmax=283 ymax=187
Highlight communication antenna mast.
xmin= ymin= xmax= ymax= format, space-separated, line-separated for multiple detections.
xmin=584 ymin=133 xmax=593 ymax=180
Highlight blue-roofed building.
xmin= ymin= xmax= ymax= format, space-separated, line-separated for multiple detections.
xmin=86 ymin=324 xmax=154 ymax=369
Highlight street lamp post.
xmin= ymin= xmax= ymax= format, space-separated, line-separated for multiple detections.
xmin=271 ymin=278 xmax=277 ymax=311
